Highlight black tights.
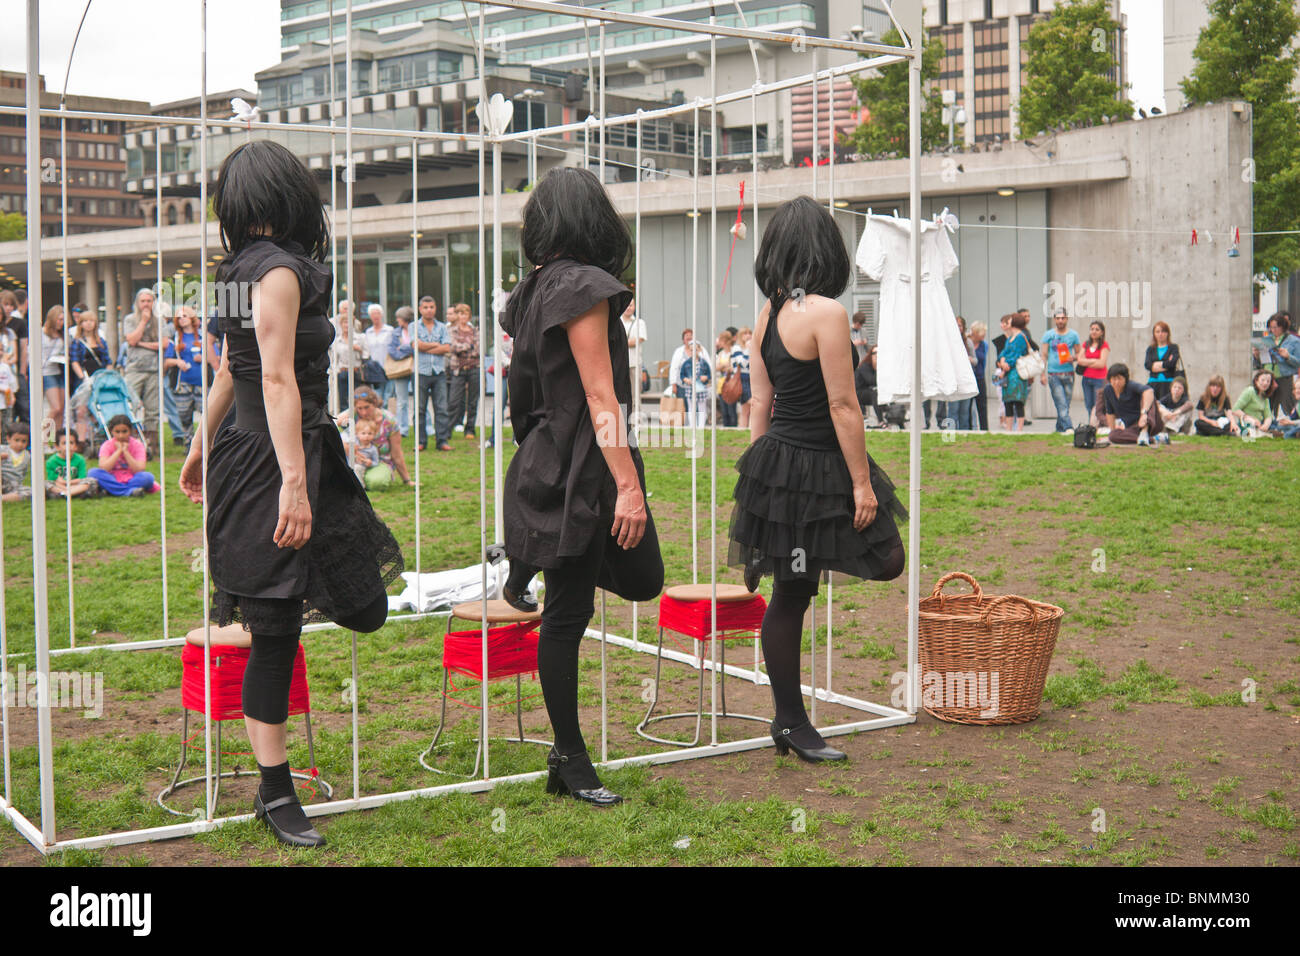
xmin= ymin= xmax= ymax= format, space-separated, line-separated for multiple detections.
xmin=762 ymin=541 xmax=904 ymax=750
xmin=536 ymin=512 xmax=664 ymax=781
xmin=242 ymin=592 xmax=389 ymax=724
xmin=761 ymin=576 xmax=823 ymax=749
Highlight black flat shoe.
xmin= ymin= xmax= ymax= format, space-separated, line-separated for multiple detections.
xmin=253 ymin=792 xmax=327 ymax=848
xmin=771 ymin=720 xmax=847 ymax=764
xmin=488 ymin=542 xmax=539 ymax=613
xmin=743 ymin=557 xmax=762 ymax=593
xmin=545 ymin=748 xmax=623 ymax=807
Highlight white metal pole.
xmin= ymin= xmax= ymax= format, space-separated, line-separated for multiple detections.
xmin=689 ymin=101 xmax=699 ymax=585
xmin=631 ymin=109 xmax=641 ymax=651
xmin=708 ymin=21 xmax=718 ymax=748
xmin=598 ymin=21 xmax=606 ymax=184
xmin=811 ymin=48 xmax=819 ymax=199
xmin=906 ymin=40 xmax=922 ymax=716
xmin=328 ymin=0 xmax=338 ymax=417
xmin=345 ymin=0 xmax=355 ymax=457
xmin=751 ymin=82 xmax=760 ymax=681
xmin=0 ymin=484 xmax=9 ymax=803
xmin=412 ymin=137 xmax=421 ymax=582
xmin=491 ymin=143 xmax=503 ymax=544
xmin=827 ymin=69 xmax=835 ymax=213
xmin=351 ymin=631 xmax=360 ymax=799
xmin=25 ymin=0 xmax=56 ymax=848
xmin=477 ymin=1 xmax=490 ymax=781
xmin=155 ymin=133 xmax=170 ymax=646
xmin=199 ymin=0 xmax=214 ymax=821
xmin=809 ymin=592 xmax=816 ymax=724
xmin=600 ymin=590 xmax=607 ymax=762
xmin=59 ymin=101 xmax=75 ymax=649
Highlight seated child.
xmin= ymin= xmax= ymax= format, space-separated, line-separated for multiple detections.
xmin=46 ymin=428 xmax=100 ymax=498
xmin=351 ymin=417 xmax=381 ymax=484
xmin=1 ymin=421 xmax=32 ymax=502
xmin=88 ymin=414 xmax=157 ymax=496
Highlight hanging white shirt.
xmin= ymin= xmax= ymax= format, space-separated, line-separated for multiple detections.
xmin=856 ymin=213 xmax=976 ymax=404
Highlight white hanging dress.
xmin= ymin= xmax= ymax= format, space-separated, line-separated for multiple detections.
xmin=856 ymin=213 xmax=976 ymax=404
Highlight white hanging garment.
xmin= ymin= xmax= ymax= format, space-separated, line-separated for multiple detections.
xmin=856 ymin=213 xmax=977 ymax=404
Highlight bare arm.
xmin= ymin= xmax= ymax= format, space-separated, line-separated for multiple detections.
xmin=812 ymin=299 xmax=875 ymax=531
xmin=252 ymin=268 xmax=311 ymax=550
xmin=566 ymin=303 xmax=645 ymax=550
xmin=748 ymin=304 xmax=774 ymax=441
xmin=812 ymin=301 xmax=870 ymax=488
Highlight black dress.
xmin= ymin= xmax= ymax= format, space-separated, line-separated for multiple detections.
xmin=499 ymin=259 xmax=639 ymax=569
xmin=728 ymin=302 xmax=907 ymax=584
xmin=206 ymin=239 xmax=403 ymax=633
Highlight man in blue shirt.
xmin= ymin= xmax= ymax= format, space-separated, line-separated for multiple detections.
xmin=413 ymin=295 xmax=452 ymax=451
xmin=1040 ymin=308 xmax=1081 ymax=432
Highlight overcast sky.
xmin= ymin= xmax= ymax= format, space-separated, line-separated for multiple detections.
xmin=1 ymin=0 xmax=1165 ymax=110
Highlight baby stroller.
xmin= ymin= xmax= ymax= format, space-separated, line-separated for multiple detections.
xmin=71 ymin=368 xmax=146 ymax=446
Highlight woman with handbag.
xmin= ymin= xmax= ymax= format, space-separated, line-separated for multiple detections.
xmin=996 ymin=312 xmax=1032 ymax=432
xmin=387 ymin=307 xmax=416 ymax=437
xmin=178 ymin=140 xmax=403 ymax=848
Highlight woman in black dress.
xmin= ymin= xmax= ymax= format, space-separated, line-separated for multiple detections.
xmin=729 ymin=196 xmax=907 ymax=763
xmin=498 ymin=167 xmax=664 ymax=806
xmin=179 ymin=141 xmax=403 ymax=847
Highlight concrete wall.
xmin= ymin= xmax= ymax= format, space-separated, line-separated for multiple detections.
xmin=1047 ymin=101 xmax=1255 ymax=396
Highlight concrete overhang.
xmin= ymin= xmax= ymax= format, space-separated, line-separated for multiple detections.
xmin=0 ymin=143 xmax=1129 ymax=268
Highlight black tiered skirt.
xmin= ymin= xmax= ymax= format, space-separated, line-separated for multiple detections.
xmin=206 ymin=416 xmax=404 ymax=634
xmin=728 ymin=434 xmax=907 ymax=584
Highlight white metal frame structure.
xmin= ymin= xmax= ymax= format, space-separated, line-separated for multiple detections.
xmin=1 ymin=0 xmax=927 ymax=855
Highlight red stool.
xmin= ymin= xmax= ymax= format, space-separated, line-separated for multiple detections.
xmin=637 ymin=584 xmax=769 ymax=747
xmin=157 ymin=625 xmax=332 ymax=816
xmin=419 ymin=600 xmax=551 ymax=777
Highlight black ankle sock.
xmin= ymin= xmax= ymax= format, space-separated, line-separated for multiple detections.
xmin=257 ymin=761 xmax=313 ymax=835
xmin=761 ymin=590 xmax=827 ymax=751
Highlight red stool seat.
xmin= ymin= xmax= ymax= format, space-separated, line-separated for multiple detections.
xmin=658 ymin=587 xmax=767 ymax=640
xmin=638 ymin=584 xmax=769 ymax=747
xmin=443 ymin=620 xmax=541 ymax=681
xmin=180 ymin=641 xmax=311 ymax=722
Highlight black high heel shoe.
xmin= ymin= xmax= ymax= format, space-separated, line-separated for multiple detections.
xmin=545 ymin=748 xmax=623 ymax=807
xmin=253 ymin=791 xmax=328 ymax=848
xmin=770 ymin=720 xmax=848 ymax=764
xmin=487 ymin=543 xmax=539 ymax=613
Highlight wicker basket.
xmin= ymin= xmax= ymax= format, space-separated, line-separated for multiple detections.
xmin=917 ymin=572 xmax=1063 ymax=725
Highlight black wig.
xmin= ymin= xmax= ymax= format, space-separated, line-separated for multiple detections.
xmin=212 ymin=140 xmax=330 ymax=262
xmin=521 ymin=166 xmax=632 ymax=279
xmin=753 ymin=195 xmax=850 ymax=308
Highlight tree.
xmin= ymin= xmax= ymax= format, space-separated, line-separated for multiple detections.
xmin=0 ymin=212 xmax=25 ymax=242
xmin=845 ymin=27 xmax=946 ymax=157
xmin=1017 ymin=0 xmax=1133 ymax=138
xmin=1181 ymin=0 xmax=1300 ymax=279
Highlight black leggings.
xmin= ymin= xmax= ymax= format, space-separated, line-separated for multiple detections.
xmin=242 ymin=592 xmax=389 ymax=724
xmin=537 ymin=510 xmax=665 ymax=754
xmin=1004 ymin=400 xmax=1025 ymax=419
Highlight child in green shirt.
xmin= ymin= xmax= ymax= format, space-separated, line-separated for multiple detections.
xmin=46 ymin=429 xmax=100 ymax=498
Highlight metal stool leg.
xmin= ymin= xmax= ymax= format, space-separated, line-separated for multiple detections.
xmin=418 ymin=668 xmax=452 ymax=772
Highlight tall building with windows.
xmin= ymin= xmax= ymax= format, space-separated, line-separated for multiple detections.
xmin=273 ymin=1 xmax=893 ymax=162
xmin=0 ymin=71 xmax=144 ymax=239
xmin=925 ymin=0 xmax=1126 ymax=144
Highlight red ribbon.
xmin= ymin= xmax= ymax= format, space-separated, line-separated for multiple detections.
xmin=1191 ymin=229 xmax=1198 ymax=246
xmin=722 ymin=181 xmax=746 ymax=293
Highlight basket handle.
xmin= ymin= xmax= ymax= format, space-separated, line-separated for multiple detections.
xmin=980 ymin=594 xmax=1040 ymax=627
xmin=931 ymin=572 xmax=983 ymax=600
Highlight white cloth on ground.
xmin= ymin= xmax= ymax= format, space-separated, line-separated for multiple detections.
xmin=856 ymin=213 xmax=977 ymax=404
xmin=387 ymin=560 xmax=540 ymax=613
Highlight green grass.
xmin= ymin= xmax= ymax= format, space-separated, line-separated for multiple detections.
xmin=1 ymin=428 xmax=1297 ymax=865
